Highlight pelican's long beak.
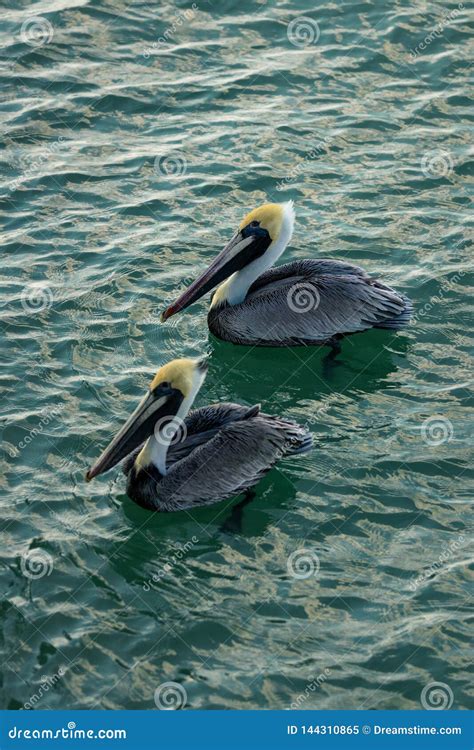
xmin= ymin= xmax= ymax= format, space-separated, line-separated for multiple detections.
xmin=161 ymin=229 xmax=269 ymax=321
xmin=85 ymin=384 xmax=182 ymax=481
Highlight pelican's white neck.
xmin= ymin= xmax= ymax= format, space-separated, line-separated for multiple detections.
xmin=135 ymin=368 xmax=206 ymax=476
xmin=212 ymin=201 xmax=295 ymax=308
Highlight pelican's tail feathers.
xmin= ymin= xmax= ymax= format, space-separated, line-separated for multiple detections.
xmin=375 ymin=294 xmax=413 ymax=330
xmin=286 ymin=430 xmax=313 ymax=455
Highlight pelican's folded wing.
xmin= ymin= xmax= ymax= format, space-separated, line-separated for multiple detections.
xmin=156 ymin=414 xmax=307 ymax=511
xmin=121 ymin=403 xmax=260 ymax=474
xmin=215 ymin=260 xmax=412 ymax=346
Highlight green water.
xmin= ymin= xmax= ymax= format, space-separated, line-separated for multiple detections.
xmin=1 ymin=0 xmax=472 ymax=711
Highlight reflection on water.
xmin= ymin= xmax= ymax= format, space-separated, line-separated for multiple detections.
xmin=0 ymin=0 xmax=472 ymax=711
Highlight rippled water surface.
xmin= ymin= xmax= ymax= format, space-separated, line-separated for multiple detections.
xmin=1 ymin=0 xmax=473 ymax=711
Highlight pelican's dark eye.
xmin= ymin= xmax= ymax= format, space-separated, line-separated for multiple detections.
xmin=154 ymin=381 xmax=171 ymax=394
xmin=241 ymin=220 xmax=271 ymax=246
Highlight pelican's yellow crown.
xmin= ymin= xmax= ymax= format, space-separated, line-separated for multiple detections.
xmin=239 ymin=202 xmax=287 ymax=242
xmin=150 ymin=358 xmax=197 ymax=397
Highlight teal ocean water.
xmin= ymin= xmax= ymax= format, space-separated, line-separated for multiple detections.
xmin=1 ymin=0 xmax=472 ymax=711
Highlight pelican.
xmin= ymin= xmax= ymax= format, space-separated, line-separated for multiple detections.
xmin=161 ymin=201 xmax=413 ymax=349
xmin=86 ymin=357 xmax=311 ymax=511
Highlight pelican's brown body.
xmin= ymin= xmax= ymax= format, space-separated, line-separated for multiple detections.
xmin=208 ymin=259 xmax=412 ymax=347
xmin=162 ymin=202 xmax=412 ymax=348
xmin=86 ymin=359 xmax=311 ymax=512
xmin=123 ymin=402 xmax=311 ymax=511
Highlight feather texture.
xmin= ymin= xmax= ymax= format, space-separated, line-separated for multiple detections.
xmin=208 ymin=259 xmax=412 ymax=346
xmin=124 ymin=403 xmax=311 ymax=511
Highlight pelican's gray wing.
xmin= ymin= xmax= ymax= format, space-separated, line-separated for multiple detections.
xmin=210 ymin=259 xmax=412 ymax=346
xmin=166 ymin=402 xmax=260 ymax=467
xmin=156 ymin=413 xmax=311 ymax=512
xmin=121 ymin=403 xmax=259 ymax=475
